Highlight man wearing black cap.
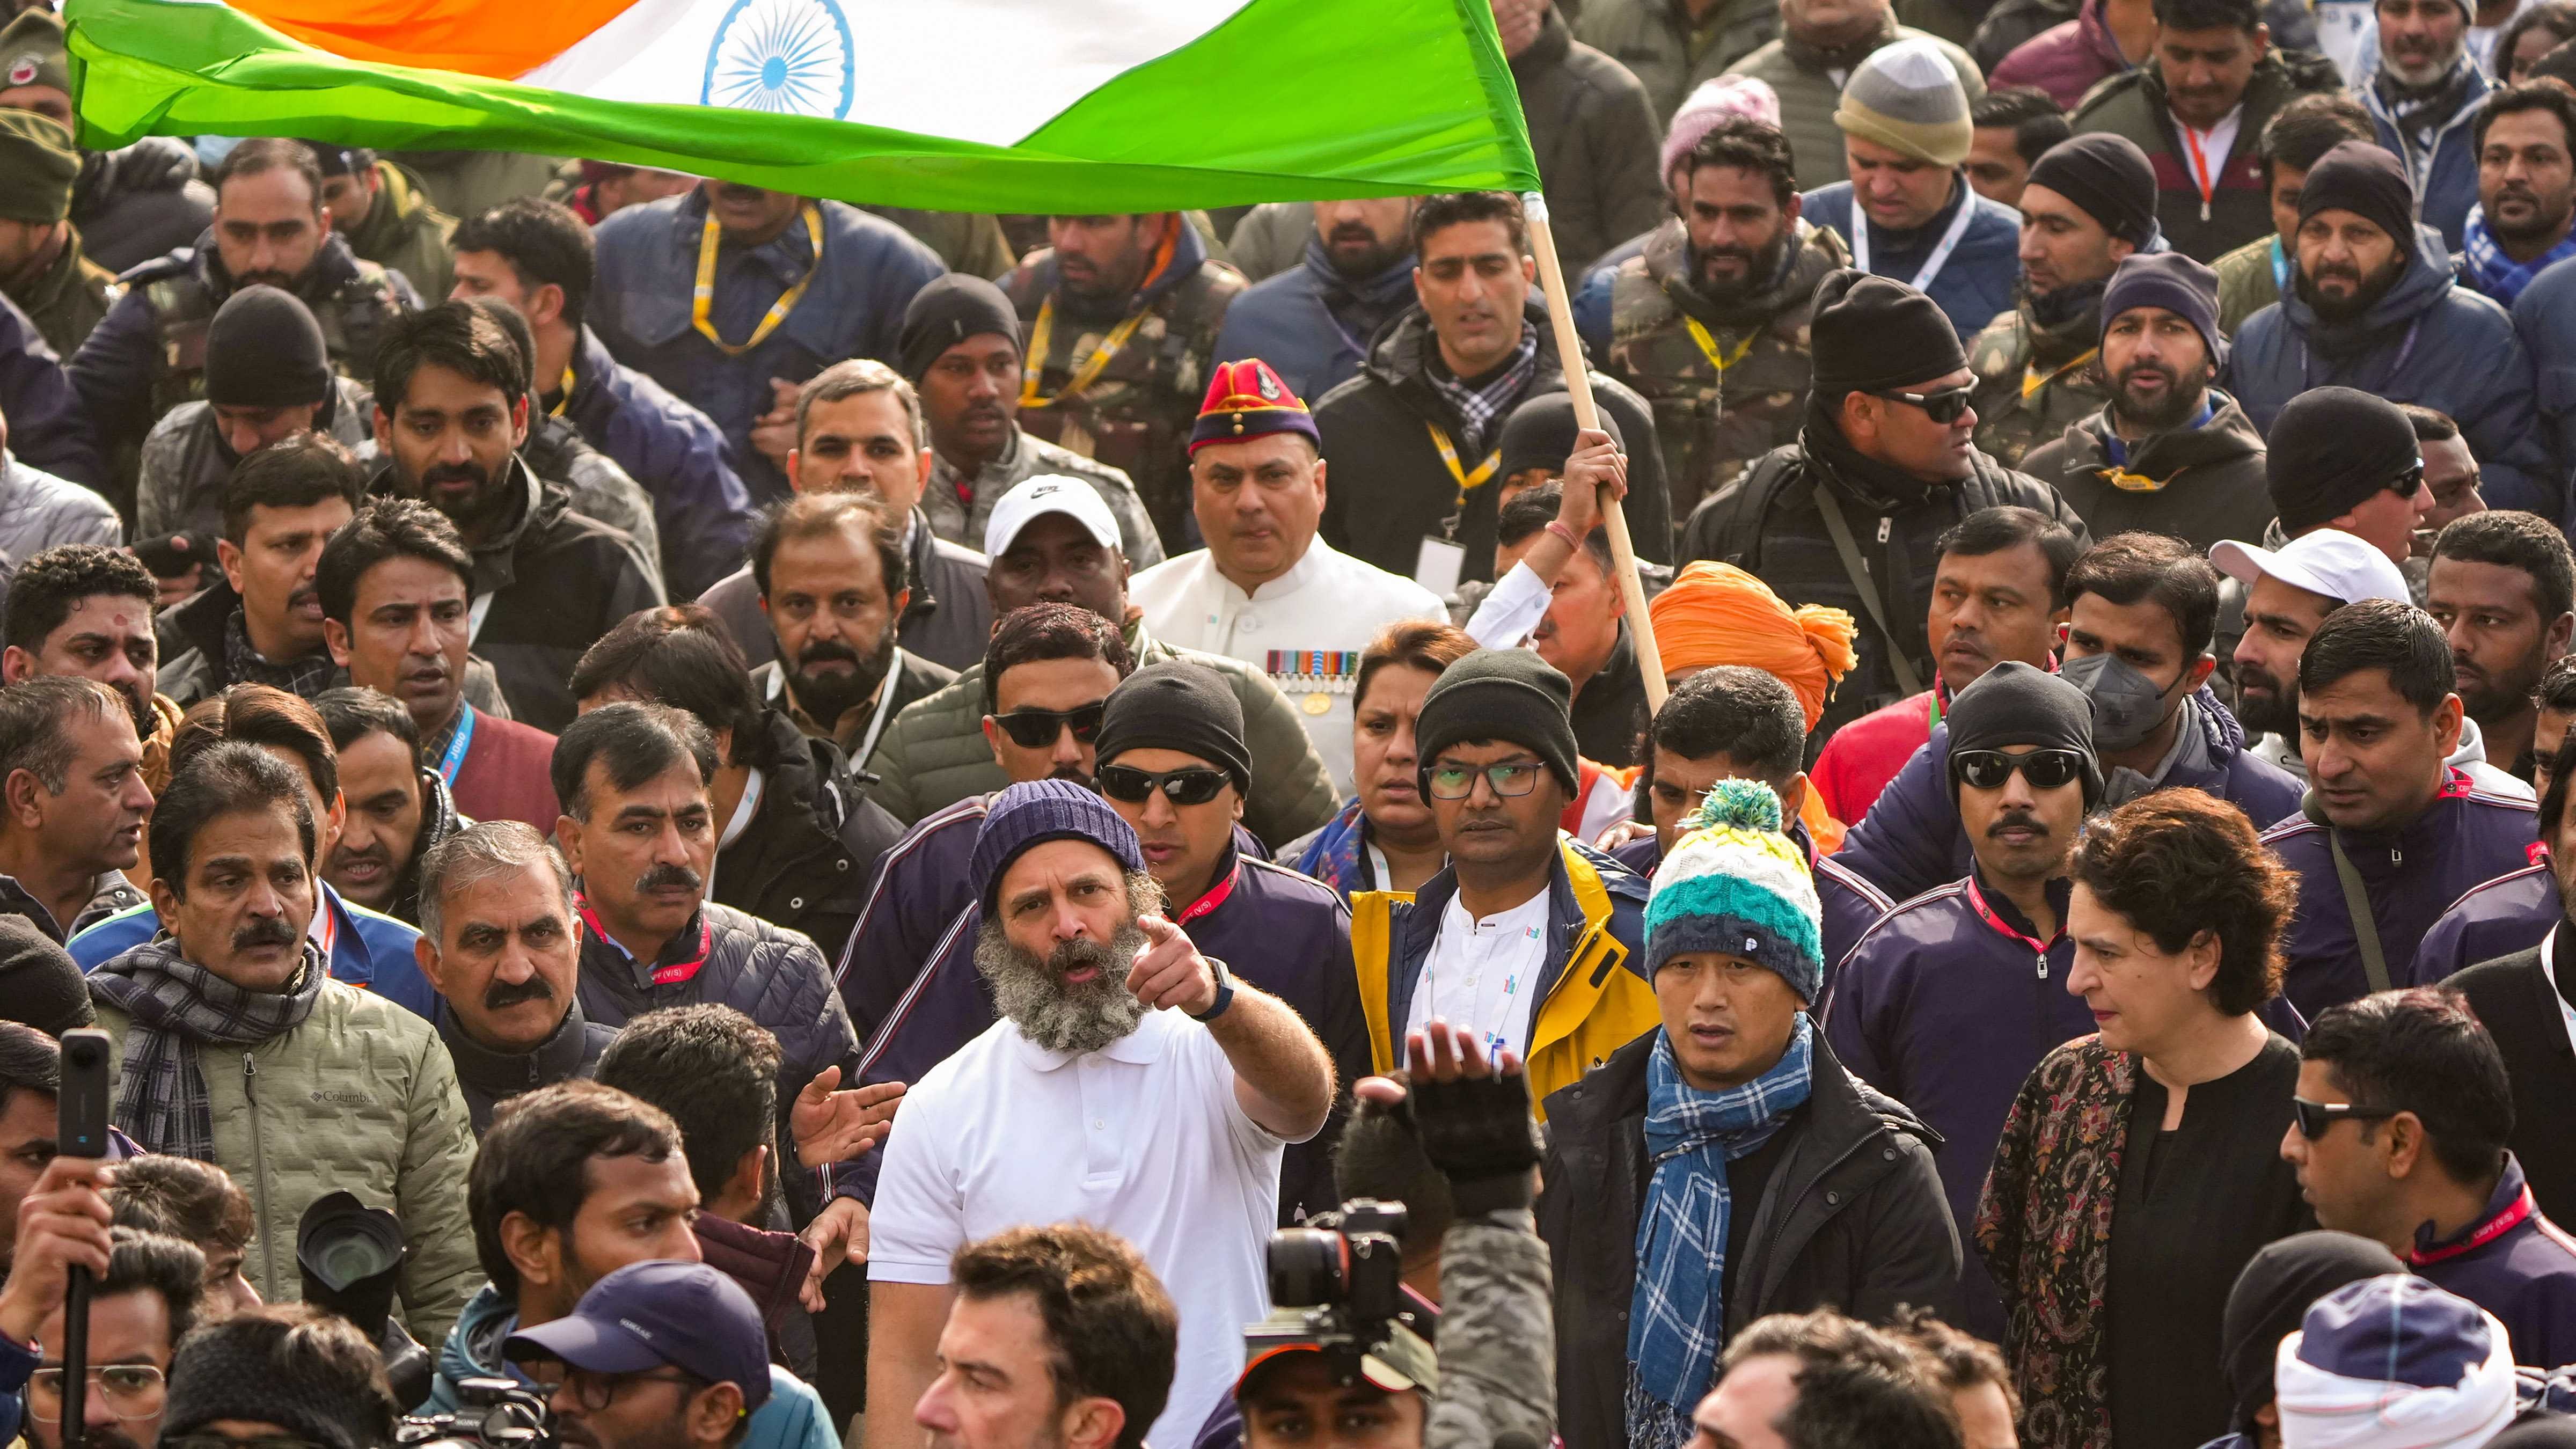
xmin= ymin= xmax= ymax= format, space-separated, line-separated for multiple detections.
xmin=0 ymin=111 xmax=112 ymax=360
xmin=900 ymin=273 xmax=1161 ymax=566
xmin=2199 ymin=1233 xmax=2406 ymax=1449
xmin=1679 ymin=268 xmax=2083 ymax=740
xmin=135 ymin=284 xmax=372 ymax=542
xmin=2023 ymin=251 xmax=2272 ymax=551
xmin=2262 ymin=385 xmax=2434 ymax=567
xmin=1825 ymin=660 xmax=2104 ymax=1341
xmin=1966 ymin=133 xmax=2161 ymax=469
xmin=305 ymin=141 xmax=457 ymax=305
xmin=449 ymin=197 xmax=753 ymax=603
xmin=2232 ymin=140 xmax=2557 ymax=519
xmin=1348 ymin=648 xmax=1655 ymax=1112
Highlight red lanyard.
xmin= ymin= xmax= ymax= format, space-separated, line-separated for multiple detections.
xmin=576 ymin=895 xmax=714 ymax=985
xmin=2411 ymin=1185 xmax=2535 ymax=1265
xmin=2180 ymin=123 xmax=2221 ymax=206
xmin=1966 ymin=877 xmax=2062 ymax=956
xmin=1176 ymin=862 xmax=1240 ymax=926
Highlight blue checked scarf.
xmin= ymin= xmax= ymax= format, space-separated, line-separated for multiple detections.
xmin=88 ymin=934 xmax=326 ymax=1163
xmin=1626 ymin=1013 xmax=1816 ymax=1449
xmin=2461 ymin=204 xmax=2576 ymax=306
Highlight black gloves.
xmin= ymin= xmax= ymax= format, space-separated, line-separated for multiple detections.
xmin=1406 ymin=1070 xmax=1541 ymax=1217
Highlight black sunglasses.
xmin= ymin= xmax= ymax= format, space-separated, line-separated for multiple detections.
xmin=1096 ymin=764 xmax=1232 ymax=806
xmin=1954 ymin=749 xmax=2088 ymax=792
xmin=1871 ymin=385 xmax=1976 ymax=425
xmin=2293 ymin=1096 xmax=2402 ymax=1140
xmin=991 ymin=702 xmax=1106 ymax=749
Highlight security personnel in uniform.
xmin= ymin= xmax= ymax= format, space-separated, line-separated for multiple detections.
xmin=0 ymin=111 xmax=118 ymax=360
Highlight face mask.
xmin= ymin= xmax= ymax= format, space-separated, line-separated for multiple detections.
xmin=2059 ymin=652 xmax=2179 ymax=752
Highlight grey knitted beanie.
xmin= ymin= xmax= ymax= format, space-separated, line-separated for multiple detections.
xmin=1833 ymin=39 xmax=1973 ymax=167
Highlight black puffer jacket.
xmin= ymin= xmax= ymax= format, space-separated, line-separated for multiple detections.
xmin=714 ymin=710 xmax=904 ymax=968
xmin=1537 ymin=1029 xmax=1962 ymax=1449
xmin=1678 ymin=428 xmax=2083 ymax=737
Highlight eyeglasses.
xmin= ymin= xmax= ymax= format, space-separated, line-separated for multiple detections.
xmin=537 ymin=1366 xmax=708 ymax=1414
xmin=1096 ymin=764 xmax=1231 ymax=806
xmin=1954 ymin=749 xmax=2089 ymax=792
xmin=2293 ymin=1096 xmax=2403 ymax=1140
xmin=1870 ymin=385 xmax=1977 ymax=425
xmin=990 ymin=702 xmax=1106 ymax=750
xmin=29 ymin=1364 xmax=166 ymax=1421
xmin=1424 ymin=760 xmax=1545 ymax=800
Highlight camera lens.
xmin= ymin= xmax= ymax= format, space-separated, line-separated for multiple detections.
xmin=1265 ymin=1228 xmax=1347 ymax=1309
xmin=313 ymin=1233 xmax=400 ymax=1287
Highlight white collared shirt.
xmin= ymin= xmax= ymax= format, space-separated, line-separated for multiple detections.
xmin=1131 ymin=538 xmax=1446 ymax=796
xmin=1405 ymin=888 xmax=1552 ymax=1063
xmin=869 ymin=1008 xmax=1297 ymax=1449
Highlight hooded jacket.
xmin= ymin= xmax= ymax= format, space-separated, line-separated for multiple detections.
xmin=1537 ymin=1028 xmax=1960 ymax=1449
xmin=2407 ymin=862 xmax=2559 ymax=986
xmin=1967 ymin=293 xmax=2117 ymax=470
xmin=1510 ymin=6 xmax=1671 ymax=278
xmin=2512 ymin=253 xmax=2576 ymax=506
xmin=1837 ymin=689 xmax=2301 ymax=905
xmin=1724 ymin=17 xmax=1987 ymax=192
xmin=433 ymin=993 xmax=615 ymax=1136
xmin=1823 ymin=871 xmax=2091 ymax=1342
xmin=368 ymin=455 xmax=665 ymax=732
xmin=1989 ymin=0 xmax=2133 ymax=111
xmin=1589 ymin=215 xmax=1851 ymax=518
xmin=2259 ymin=770 xmax=2540 ymax=1019
xmin=136 ymin=375 xmax=377 ymax=539
xmin=2453 ymin=928 xmax=2576 ymax=1224
xmin=2409 ymin=1155 xmax=2576 ymax=1372
xmin=2365 ymin=62 xmax=2494 ymax=254
xmin=2229 ymin=226 xmax=2557 ymax=520
xmin=590 ymin=188 xmax=946 ymax=505
xmin=862 ymin=617 xmax=1340 ymax=850
xmin=1798 ymin=179 xmax=2023 ymax=339
xmin=2020 ymin=391 xmax=2276 ymax=551
xmin=1211 ymin=236 xmax=1417 ymax=405
xmin=559 ymin=324 xmax=755 ymax=602
xmin=1677 ymin=428 xmax=2084 ymax=740
xmin=1314 ymin=299 xmax=1673 ymax=583
xmin=1351 ymin=837 xmax=1654 ymax=1115
xmin=713 ymin=710 xmax=905 ymax=967
xmin=2069 ymin=52 xmax=2345 ymax=262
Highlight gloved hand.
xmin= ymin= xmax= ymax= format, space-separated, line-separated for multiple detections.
xmin=1356 ymin=1022 xmax=1541 ymax=1217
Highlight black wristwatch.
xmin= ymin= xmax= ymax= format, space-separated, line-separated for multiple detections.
xmin=1189 ymin=955 xmax=1236 ymax=1022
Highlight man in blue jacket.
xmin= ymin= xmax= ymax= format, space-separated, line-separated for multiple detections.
xmin=2285 ymin=986 xmax=2576 ymax=1368
xmin=1211 ymin=199 xmax=1419 ymax=404
xmin=2259 ymin=599 xmax=2540 ymax=1018
xmin=2510 ymin=245 xmax=2576 ymax=495
xmin=2229 ymin=141 xmax=2556 ymax=519
xmin=1825 ymin=659 xmax=2099 ymax=1343
xmin=590 ymin=181 xmax=945 ymax=506
xmin=450 ymin=199 xmax=753 ymax=602
xmin=2362 ymin=0 xmax=2492 ymax=251
xmin=1837 ymin=530 xmax=2300 ymax=904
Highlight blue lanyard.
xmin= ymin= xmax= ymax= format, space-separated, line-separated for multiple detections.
xmin=437 ymin=706 xmax=476 ymax=786
xmin=2270 ymin=236 xmax=2288 ymax=293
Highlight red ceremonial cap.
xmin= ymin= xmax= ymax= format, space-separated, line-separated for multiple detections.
xmin=1189 ymin=357 xmax=1321 ymax=455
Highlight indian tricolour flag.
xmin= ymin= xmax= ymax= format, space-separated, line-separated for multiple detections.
xmin=62 ymin=0 xmax=1539 ymax=211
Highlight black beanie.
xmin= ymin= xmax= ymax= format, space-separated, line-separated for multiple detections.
xmin=1094 ymin=660 xmax=1253 ymax=794
xmin=2296 ymin=140 xmax=2418 ymax=258
xmin=1944 ymin=661 xmax=2103 ymax=802
xmin=1807 ymin=268 xmax=1968 ymax=396
xmin=0 ymin=915 xmax=90 ymax=1035
xmin=2219 ymin=1231 xmax=2405 ymax=1435
xmin=1495 ymin=392 xmax=1625 ymax=481
xmin=2027 ymin=133 xmax=2161 ymax=249
xmin=2265 ymin=386 xmax=2423 ymax=534
xmin=203 ymin=285 xmax=332 ymax=410
xmin=1413 ymin=648 xmax=1581 ymax=796
xmin=899 ymin=273 xmax=1022 ymax=381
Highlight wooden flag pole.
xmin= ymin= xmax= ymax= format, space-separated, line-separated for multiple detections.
xmin=1521 ymin=192 xmax=1668 ymax=715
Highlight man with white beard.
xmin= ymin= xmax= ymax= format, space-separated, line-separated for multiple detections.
xmin=862 ymin=778 xmax=1336 ymax=1449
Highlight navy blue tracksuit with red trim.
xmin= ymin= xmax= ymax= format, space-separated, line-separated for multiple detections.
xmin=2407 ymin=863 xmax=2560 ymax=985
xmin=2412 ymin=1156 xmax=2576 ymax=1368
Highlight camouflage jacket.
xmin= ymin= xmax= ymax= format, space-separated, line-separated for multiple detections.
xmin=138 ymin=233 xmax=412 ymax=423
xmin=1968 ymin=294 xmax=2111 ymax=470
xmin=1601 ymin=216 xmax=1848 ymax=523
xmin=1427 ymin=1213 xmax=1558 ymax=1449
xmin=5 ymin=226 xmax=118 ymax=361
xmin=999 ymin=217 xmax=1244 ymax=555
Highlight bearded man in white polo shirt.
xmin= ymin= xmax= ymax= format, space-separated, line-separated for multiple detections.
xmin=1131 ymin=358 xmax=1447 ymax=797
xmin=862 ymin=777 xmax=1337 ymax=1449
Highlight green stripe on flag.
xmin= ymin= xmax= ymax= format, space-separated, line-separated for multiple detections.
xmin=64 ymin=0 xmax=1540 ymax=212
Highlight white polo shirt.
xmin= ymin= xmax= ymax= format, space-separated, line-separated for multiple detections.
xmin=868 ymin=1007 xmax=1298 ymax=1449
xmin=1130 ymin=539 xmax=1447 ymax=797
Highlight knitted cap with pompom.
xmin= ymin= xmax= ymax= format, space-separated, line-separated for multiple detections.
xmin=1643 ymin=778 xmax=1824 ymax=1002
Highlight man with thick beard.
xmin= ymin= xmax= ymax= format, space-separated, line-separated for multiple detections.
xmin=864 ymin=777 xmax=1335 ymax=1449
xmin=1592 ymin=119 xmax=1849 ymax=522
xmin=751 ymin=491 xmax=955 ymax=762
xmin=2022 ymin=253 xmax=2272 ymax=551
xmin=2231 ymin=141 xmax=2557 ymax=519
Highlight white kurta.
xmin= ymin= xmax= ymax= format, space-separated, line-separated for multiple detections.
xmin=1131 ymin=539 xmax=1446 ymax=797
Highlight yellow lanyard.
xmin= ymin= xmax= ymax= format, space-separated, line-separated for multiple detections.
xmin=692 ymin=203 xmax=823 ymax=357
xmin=547 ymin=363 xmax=576 ymax=419
xmin=2022 ymin=347 xmax=2099 ymax=400
xmin=1682 ymin=315 xmax=1758 ymax=374
xmin=1019 ymin=296 xmax=1147 ymax=409
xmin=1425 ymin=420 xmax=1501 ymax=508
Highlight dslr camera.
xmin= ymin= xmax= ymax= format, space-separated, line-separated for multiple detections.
xmin=397 ymin=1377 xmax=553 ymax=1449
xmin=1252 ymin=1199 xmax=1436 ymax=1391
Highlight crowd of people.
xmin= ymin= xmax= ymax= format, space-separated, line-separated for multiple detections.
xmin=4 ymin=0 xmax=2576 ymax=1445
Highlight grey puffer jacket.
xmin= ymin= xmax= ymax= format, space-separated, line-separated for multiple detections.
xmin=0 ymin=452 xmax=119 ymax=560
xmin=863 ymin=618 xmax=1340 ymax=850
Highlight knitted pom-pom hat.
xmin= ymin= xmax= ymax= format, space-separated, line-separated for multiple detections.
xmin=1643 ymin=779 xmax=1824 ymax=1002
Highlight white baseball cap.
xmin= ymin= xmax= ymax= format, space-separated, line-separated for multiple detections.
xmin=2208 ymin=529 xmax=2411 ymax=607
xmin=983 ymin=474 xmax=1123 ymax=559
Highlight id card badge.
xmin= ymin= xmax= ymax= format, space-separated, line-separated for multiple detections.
xmin=1414 ymin=536 xmax=1467 ymax=596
